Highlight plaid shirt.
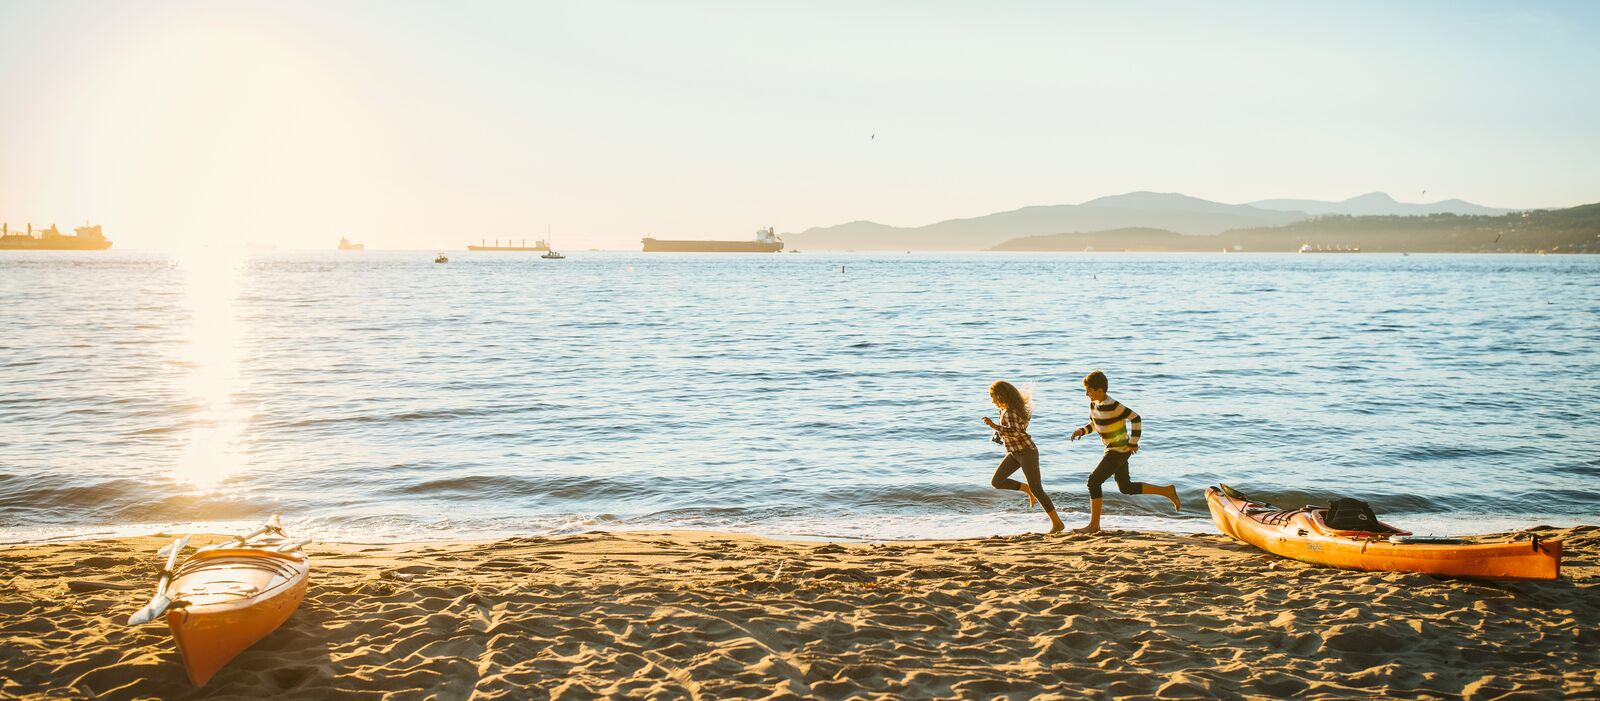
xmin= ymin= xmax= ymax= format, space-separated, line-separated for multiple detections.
xmin=995 ymin=408 xmax=1037 ymax=453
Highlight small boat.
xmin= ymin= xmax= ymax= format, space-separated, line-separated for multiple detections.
xmin=435 ymin=253 xmax=449 ymax=263
xmin=1206 ymin=485 xmax=1560 ymax=580
xmin=541 ymin=250 xmax=564 ymax=259
xmin=128 ymin=516 xmax=311 ymax=686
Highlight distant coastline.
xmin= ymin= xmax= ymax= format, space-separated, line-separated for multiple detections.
xmin=785 ymin=192 xmax=1598 ymax=253
xmin=990 ymin=205 xmax=1600 ymax=254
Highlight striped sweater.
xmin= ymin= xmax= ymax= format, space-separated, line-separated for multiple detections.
xmin=1080 ymin=397 xmax=1141 ymax=452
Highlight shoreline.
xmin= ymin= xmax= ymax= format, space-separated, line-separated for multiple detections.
xmin=4 ymin=526 xmax=1595 ymax=699
xmin=8 ymin=248 xmax=1598 ymax=254
xmin=8 ymin=510 xmax=1594 ymax=550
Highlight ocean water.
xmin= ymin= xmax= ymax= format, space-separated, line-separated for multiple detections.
xmin=2 ymin=250 xmax=1596 ymax=543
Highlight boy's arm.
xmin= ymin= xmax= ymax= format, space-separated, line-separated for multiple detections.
xmin=1072 ymin=414 xmax=1094 ymax=439
xmin=1126 ymin=408 xmax=1141 ymax=449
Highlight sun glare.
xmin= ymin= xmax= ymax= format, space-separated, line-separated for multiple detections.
xmin=172 ymin=246 xmax=249 ymax=487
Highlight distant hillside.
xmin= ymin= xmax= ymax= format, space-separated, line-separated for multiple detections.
xmin=784 ymin=191 xmax=1509 ymax=251
xmin=784 ymin=192 xmax=1305 ymax=250
xmin=1250 ymin=192 xmax=1511 ymax=217
xmin=991 ymin=204 xmax=1600 ymax=253
xmin=991 ymin=228 xmax=1212 ymax=252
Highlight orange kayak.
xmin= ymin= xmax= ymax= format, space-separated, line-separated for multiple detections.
xmin=1206 ymin=485 xmax=1560 ymax=580
xmin=128 ymin=516 xmax=311 ymax=687
xmin=166 ymin=545 xmax=310 ymax=686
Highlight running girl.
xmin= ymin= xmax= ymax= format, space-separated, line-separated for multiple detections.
xmin=984 ymin=380 xmax=1066 ymax=534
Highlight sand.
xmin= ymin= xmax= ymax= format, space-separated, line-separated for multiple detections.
xmin=1 ymin=526 xmax=1596 ymax=700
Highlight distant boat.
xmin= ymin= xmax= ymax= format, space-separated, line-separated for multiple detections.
xmin=467 ymin=238 xmax=549 ymax=251
xmin=541 ymin=248 xmax=565 ymax=259
xmin=643 ymin=226 xmax=783 ymax=253
xmin=338 ymin=237 xmax=365 ymax=251
xmin=1299 ymin=243 xmax=1360 ymax=253
xmin=434 ymin=253 xmax=449 ymax=263
xmin=0 ymin=222 xmax=112 ymax=250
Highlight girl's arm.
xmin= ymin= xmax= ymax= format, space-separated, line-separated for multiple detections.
xmin=990 ymin=411 xmax=1027 ymax=436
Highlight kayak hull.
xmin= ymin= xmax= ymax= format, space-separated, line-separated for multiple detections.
xmin=164 ymin=548 xmax=311 ymax=686
xmin=1205 ymin=486 xmax=1560 ymax=581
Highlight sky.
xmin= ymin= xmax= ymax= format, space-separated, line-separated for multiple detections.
xmin=1 ymin=0 xmax=1597 ymax=250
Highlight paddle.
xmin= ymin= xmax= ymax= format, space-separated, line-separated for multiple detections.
xmin=194 ymin=514 xmax=284 ymax=553
xmin=127 ymin=534 xmax=192 ymax=625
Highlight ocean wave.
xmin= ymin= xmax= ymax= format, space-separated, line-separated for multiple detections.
xmin=2 ymin=251 xmax=1596 ymax=542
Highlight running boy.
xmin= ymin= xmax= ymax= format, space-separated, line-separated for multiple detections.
xmin=1069 ymin=370 xmax=1180 ymax=533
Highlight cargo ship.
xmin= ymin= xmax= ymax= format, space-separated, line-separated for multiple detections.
xmin=1299 ymin=243 xmax=1360 ymax=253
xmin=642 ymin=227 xmax=783 ymax=253
xmin=0 ymin=223 xmax=112 ymax=250
xmin=337 ymin=236 xmax=365 ymax=251
xmin=467 ymin=239 xmax=550 ymax=251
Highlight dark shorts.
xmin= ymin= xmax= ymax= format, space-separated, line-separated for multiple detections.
xmin=1087 ymin=450 xmax=1145 ymax=499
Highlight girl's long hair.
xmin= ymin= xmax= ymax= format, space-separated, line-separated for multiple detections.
xmin=989 ymin=380 xmax=1032 ymax=421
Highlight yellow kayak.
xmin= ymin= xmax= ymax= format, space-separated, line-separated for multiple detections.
xmin=1207 ymin=485 xmax=1560 ymax=580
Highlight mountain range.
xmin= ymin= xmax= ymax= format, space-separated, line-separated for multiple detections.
xmin=989 ymin=203 xmax=1599 ymax=254
xmin=1249 ymin=192 xmax=1510 ymax=217
xmin=783 ymin=192 xmax=1515 ymax=251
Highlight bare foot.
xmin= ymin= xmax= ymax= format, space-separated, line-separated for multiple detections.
xmin=1047 ymin=512 xmax=1065 ymax=534
xmin=1072 ymin=525 xmax=1100 ymax=534
xmin=1019 ymin=484 xmax=1038 ymax=509
xmin=1163 ymin=485 xmax=1181 ymax=513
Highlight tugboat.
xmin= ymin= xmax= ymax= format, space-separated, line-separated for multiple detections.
xmin=434 ymin=253 xmax=449 ymax=263
xmin=0 ymin=222 xmax=113 ymax=250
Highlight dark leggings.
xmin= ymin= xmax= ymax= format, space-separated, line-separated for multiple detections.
xmin=991 ymin=449 xmax=1056 ymax=512
xmin=1087 ymin=450 xmax=1146 ymax=499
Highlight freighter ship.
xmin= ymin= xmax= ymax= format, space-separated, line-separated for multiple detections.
xmin=642 ymin=227 xmax=783 ymax=253
xmin=467 ymin=239 xmax=550 ymax=251
xmin=0 ymin=223 xmax=112 ymax=250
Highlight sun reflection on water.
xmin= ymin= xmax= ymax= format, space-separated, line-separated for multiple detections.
xmin=172 ymin=247 xmax=249 ymax=488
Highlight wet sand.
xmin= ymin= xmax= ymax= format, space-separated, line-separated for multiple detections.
xmin=2 ymin=526 xmax=1596 ymax=699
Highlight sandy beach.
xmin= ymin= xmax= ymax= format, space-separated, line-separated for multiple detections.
xmin=2 ymin=526 xmax=1595 ymax=700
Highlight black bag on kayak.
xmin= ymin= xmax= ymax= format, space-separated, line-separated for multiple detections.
xmin=1326 ymin=498 xmax=1379 ymax=530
